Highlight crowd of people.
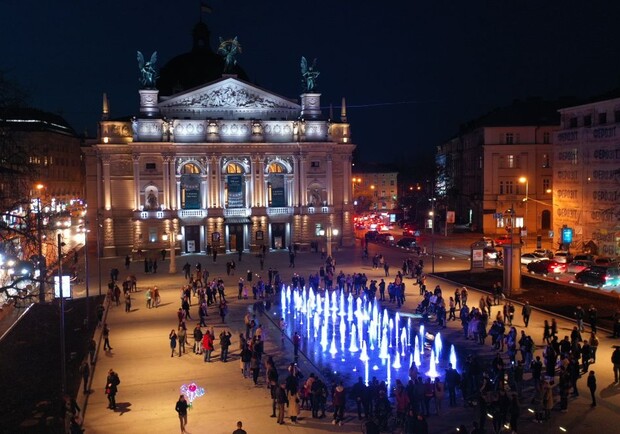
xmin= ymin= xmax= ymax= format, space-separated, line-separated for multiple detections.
xmin=88 ymin=245 xmax=620 ymax=434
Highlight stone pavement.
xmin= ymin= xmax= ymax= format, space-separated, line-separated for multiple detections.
xmin=79 ymin=244 xmax=620 ymax=434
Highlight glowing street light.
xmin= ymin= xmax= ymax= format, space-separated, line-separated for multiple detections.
xmin=519 ymin=177 xmax=528 ymax=246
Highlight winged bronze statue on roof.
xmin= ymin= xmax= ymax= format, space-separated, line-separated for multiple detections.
xmin=218 ymin=37 xmax=242 ymax=74
xmin=137 ymin=51 xmax=158 ymax=88
xmin=300 ymin=56 xmax=320 ymax=93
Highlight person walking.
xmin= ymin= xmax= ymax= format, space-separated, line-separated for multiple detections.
xmin=202 ymin=329 xmax=214 ymax=362
xmin=146 ymin=287 xmax=152 ymax=309
xmin=103 ymin=323 xmax=112 ymax=351
xmin=175 ymin=394 xmax=188 ymax=433
xmin=587 ymin=371 xmax=597 ymax=407
xmin=232 ymin=421 xmax=247 ymax=434
xmin=88 ymin=338 xmax=97 ymax=364
xmin=522 ymin=301 xmax=532 ymax=327
xmin=169 ymin=329 xmax=178 ymax=357
xmin=124 ymin=291 xmax=131 ymax=313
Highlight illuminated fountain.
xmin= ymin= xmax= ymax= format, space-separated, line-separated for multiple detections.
xmin=276 ymin=285 xmax=458 ymax=387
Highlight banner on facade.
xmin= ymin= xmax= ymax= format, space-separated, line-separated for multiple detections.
xmin=270 ymin=175 xmax=286 ymax=207
xmin=227 ymin=175 xmax=244 ymax=208
xmin=181 ymin=174 xmax=201 ymax=209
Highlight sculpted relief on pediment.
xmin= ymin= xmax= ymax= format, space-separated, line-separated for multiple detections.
xmin=164 ymin=84 xmax=298 ymax=110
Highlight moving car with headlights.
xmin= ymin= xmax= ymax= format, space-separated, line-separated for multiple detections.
xmin=575 ymin=265 xmax=620 ymax=288
xmin=494 ymin=235 xmax=512 ymax=246
xmin=533 ymin=249 xmax=554 ymax=259
xmin=527 ymin=259 xmax=566 ymax=275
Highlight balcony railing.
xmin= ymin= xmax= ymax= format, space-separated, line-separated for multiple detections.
xmin=135 ymin=210 xmax=173 ymax=220
xmin=178 ymin=209 xmax=208 ymax=219
xmin=266 ymin=207 xmax=294 ymax=216
xmin=223 ymin=208 xmax=251 ymax=218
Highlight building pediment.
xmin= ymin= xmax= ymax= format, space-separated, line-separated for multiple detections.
xmin=158 ymin=77 xmax=300 ymax=120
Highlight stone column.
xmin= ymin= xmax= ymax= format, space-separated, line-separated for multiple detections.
xmin=102 ymin=155 xmax=112 ymax=210
xmin=201 ymin=174 xmax=208 ymax=209
xmin=96 ymin=152 xmax=103 ymax=210
xmin=326 ymin=154 xmax=333 ymax=206
xmin=249 ymin=156 xmax=256 ymax=207
xmin=343 ymin=156 xmax=351 ymax=205
xmin=132 ymin=154 xmax=140 ymax=210
xmin=216 ymin=157 xmax=223 ymax=208
xmin=169 ymin=158 xmax=177 ymax=209
xmin=299 ymin=153 xmax=307 ymax=206
xmin=162 ymin=155 xmax=170 ymax=209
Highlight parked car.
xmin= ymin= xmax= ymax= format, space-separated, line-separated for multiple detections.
xmin=594 ymin=256 xmax=618 ymax=266
xmin=376 ymin=233 xmax=395 ymax=244
xmin=553 ymin=251 xmax=573 ymax=264
xmin=573 ymin=254 xmax=596 ymax=262
xmin=533 ymin=249 xmax=554 ymax=259
xmin=402 ymin=227 xmax=416 ymax=236
xmin=364 ymin=230 xmax=379 ymax=241
xmin=494 ymin=235 xmax=512 ymax=246
xmin=520 ymin=253 xmax=540 ymax=265
xmin=396 ymin=237 xmax=417 ymax=248
xmin=575 ymin=265 xmax=620 ymax=288
xmin=527 ymin=259 xmax=566 ymax=275
xmin=567 ymin=260 xmax=594 ymax=274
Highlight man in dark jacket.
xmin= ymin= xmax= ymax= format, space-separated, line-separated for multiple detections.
xmin=276 ymin=383 xmax=288 ymax=424
xmin=175 ymin=394 xmax=188 ymax=432
xmin=105 ymin=369 xmax=120 ymax=410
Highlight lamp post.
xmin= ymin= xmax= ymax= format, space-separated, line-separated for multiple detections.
xmin=35 ymin=183 xmax=46 ymax=303
xmin=57 ymin=233 xmax=67 ymax=394
xmin=163 ymin=231 xmax=183 ymax=274
xmin=319 ymin=227 xmax=339 ymax=258
xmin=519 ymin=177 xmax=528 ymax=247
xmin=82 ymin=225 xmax=90 ymax=327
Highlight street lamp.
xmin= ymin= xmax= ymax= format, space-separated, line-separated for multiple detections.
xmin=318 ymin=227 xmax=339 ymax=258
xmin=519 ymin=177 xmax=528 ymax=247
xmin=35 ymin=183 xmax=46 ymax=303
xmin=163 ymin=231 xmax=183 ymax=274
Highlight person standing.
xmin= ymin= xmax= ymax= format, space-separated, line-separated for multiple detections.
xmin=169 ymin=329 xmax=178 ymax=357
xmin=80 ymin=361 xmax=90 ymax=394
xmin=276 ymin=383 xmax=288 ymax=425
xmin=103 ymin=323 xmax=112 ymax=351
xmin=612 ymin=346 xmax=620 ymax=383
xmin=88 ymin=338 xmax=97 ymax=364
xmin=146 ymin=287 xmax=152 ymax=309
xmin=220 ymin=329 xmax=232 ymax=362
xmin=522 ymin=301 xmax=532 ymax=327
xmin=588 ymin=305 xmax=598 ymax=334
xmin=178 ymin=326 xmax=187 ymax=356
xmin=124 ymin=291 xmax=131 ymax=313
xmin=292 ymin=331 xmax=301 ymax=359
xmin=587 ymin=371 xmax=597 ymax=407
xmin=105 ymin=369 xmax=120 ymax=410
xmin=574 ymin=306 xmax=585 ymax=332
xmin=175 ymin=394 xmax=188 ymax=433
xmin=96 ymin=303 xmax=105 ymax=327
xmin=202 ymin=329 xmax=214 ymax=362
xmin=193 ymin=324 xmax=203 ymax=355
xmin=232 ymin=421 xmax=247 ymax=434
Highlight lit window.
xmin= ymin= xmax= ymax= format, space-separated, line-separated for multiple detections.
xmin=506 ymin=155 xmax=515 ymax=168
xmin=226 ymin=163 xmax=243 ymax=174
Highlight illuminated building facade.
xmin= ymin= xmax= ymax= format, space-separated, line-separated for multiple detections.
xmin=555 ymin=97 xmax=620 ymax=256
xmin=83 ymin=76 xmax=355 ymax=257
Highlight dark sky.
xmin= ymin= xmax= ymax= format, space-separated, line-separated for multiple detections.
xmin=3 ymin=0 xmax=620 ymax=168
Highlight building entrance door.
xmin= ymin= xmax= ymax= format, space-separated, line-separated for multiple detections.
xmin=184 ymin=225 xmax=200 ymax=253
xmin=271 ymin=223 xmax=286 ymax=250
xmin=228 ymin=224 xmax=244 ymax=252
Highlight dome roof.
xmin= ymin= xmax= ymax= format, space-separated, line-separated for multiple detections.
xmin=157 ymin=22 xmax=250 ymax=96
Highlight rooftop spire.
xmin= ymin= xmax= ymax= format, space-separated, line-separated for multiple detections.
xmin=102 ymin=92 xmax=109 ymax=120
xmin=340 ymin=96 xmax=347 ymax=123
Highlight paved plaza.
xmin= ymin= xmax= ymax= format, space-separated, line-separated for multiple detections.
xmin=78 ymin=243 xmax=620 ymax=434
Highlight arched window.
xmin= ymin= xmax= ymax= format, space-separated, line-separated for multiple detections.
xmin=268 ymin=162 xmax=285 ymax=173
xmin=225 ymin=162 xmax=245 ymax=208
xmin=267 ymin=162 xmax=287 ymax=207
xmin=226 ymin=163 xmax=243 ymax=174
xmin=181 ymin=163 xmax=201 ymax=174
xmin=180 ymin=163 xmax=202 ymax=209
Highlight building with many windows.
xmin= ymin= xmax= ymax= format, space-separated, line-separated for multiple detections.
xmin=83 ymin=26 xmax=355 ymax=257
xmin=437 ymin=99 xmax=561 ymax=237
xmin=555 ymin=96 xmax=620 ymax=256
xmin=351 ymin=166 xmax=398 ymax=212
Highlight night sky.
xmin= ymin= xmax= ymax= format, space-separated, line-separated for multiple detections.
xmin=3 ymin=0 xmax=620 ymax=169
